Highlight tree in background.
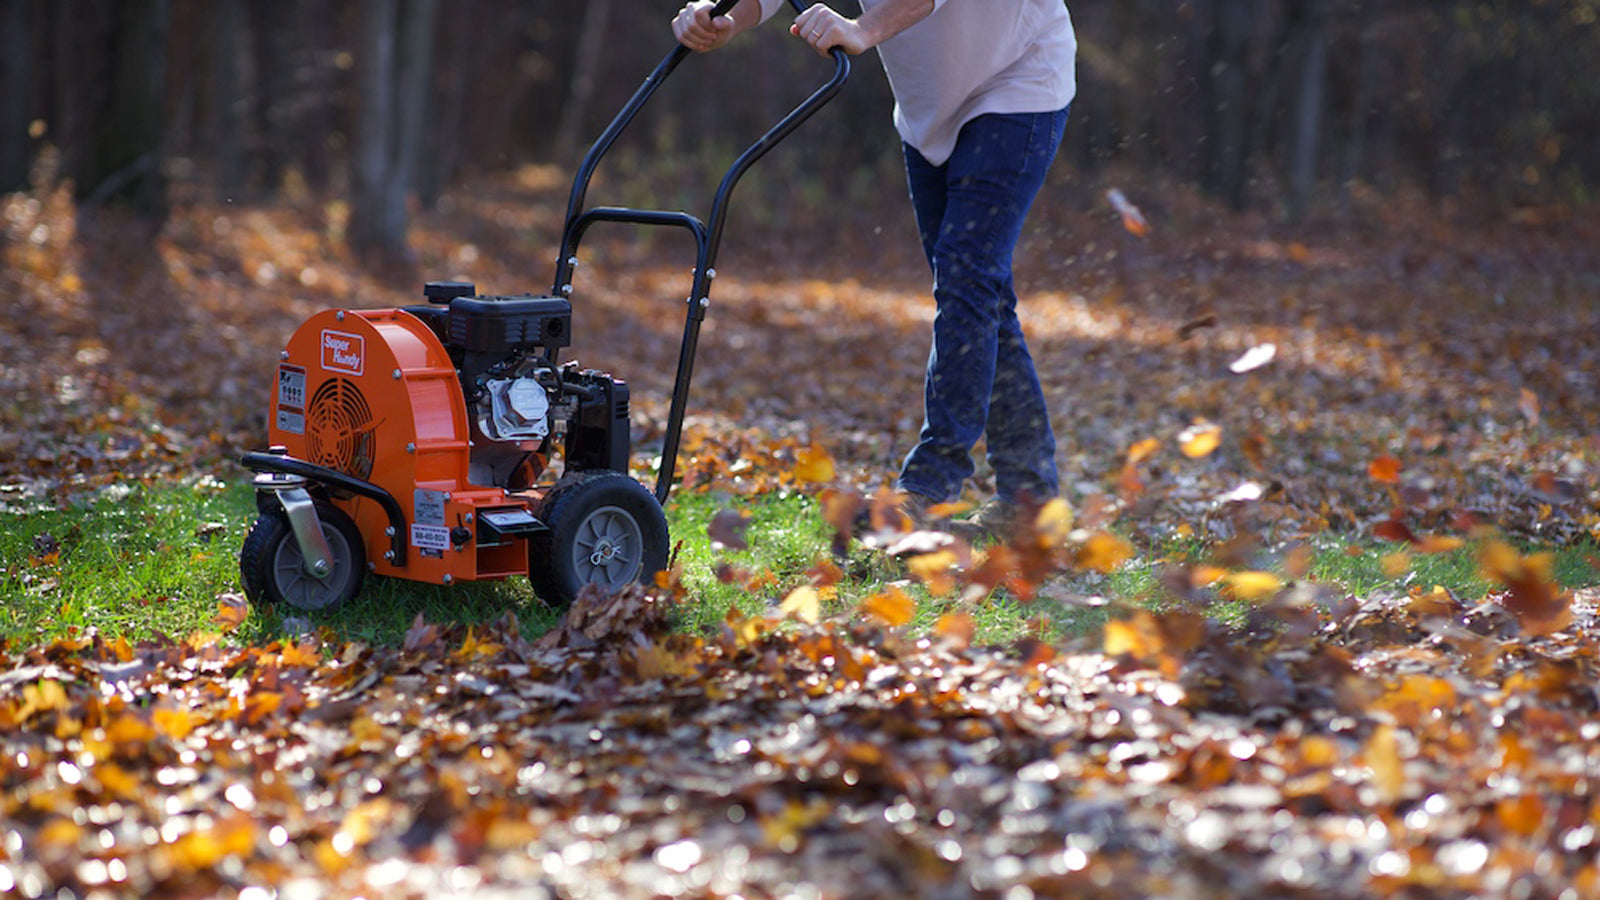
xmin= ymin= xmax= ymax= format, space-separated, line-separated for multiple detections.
xmin=347 ymin=0 xmax=438 ymax=261
xmin=3 ymin=0 xmax=1598 ymax=243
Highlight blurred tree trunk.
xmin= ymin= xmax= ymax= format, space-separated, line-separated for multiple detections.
xmin=553 ymin=0 xmax=613 ymax=163
xmin=1285 ymin=0 xmax=1328 ymax=221
xmin=349 ymin=0 xmax=438 ymax=261
xmin=74 ymin=0 xmax=169 ymax=219
xmin=0 ymin=0 xmax=33 ymax=192
xmin=1203 ymin=0 xmax=1253 ymax=209
xmin=209 ymin=0 xmax=247 ymax=195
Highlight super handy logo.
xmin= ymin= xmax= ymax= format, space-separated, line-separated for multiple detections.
xmin=321 ymin=330 xmax=365 ymax=375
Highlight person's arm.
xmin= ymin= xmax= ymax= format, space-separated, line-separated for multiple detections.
xmin=790 ymin=0 xmax=935 ymax=56
xmin=673 ymin=0 xmax=771 ymax=52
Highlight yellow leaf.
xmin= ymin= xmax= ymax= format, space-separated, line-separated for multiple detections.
xmin=18 ymin=679 xmax=70 ymax=722
xmin=1034 ymin=497 xmax=1075 ymax=545
xmin=1222 ymin=570 xmax=1283 ymax=602
xmin=1415 ymin=535 xmax=1465 ymax=554
xmin=1365 ymin=723 xmax=1407 ymax=804
xmin=106 ymin=713 xmax=156 ymax=745
xmin=724 ymin=606 xmax=767 ymax=648
xmin=1178 ymin=420 xmax=1222 ymax=458
xmin=1103 ymin=617 xmax=1159 ymax=659
xmin=905 ymin=550 xmax=958 ymax=596
xmin=780 ymin=586 xmax=821 ymax=624
xmin=1127 ymin=437 xmax=1162 ymax=465
xmin=1381 ymin=551 xmax=1412 ymax=579
xmin=1076 ymin=531 xmax=1133 ymax=574
xmin=793 ymin=443 xmax=835 ymax=484
xmin=94 ymin=762 xmax=140 ymax=799
xmin=1298 ymin=734 xmax=1341 ymax=768
xmin=153 ymin=707 xmax=198 ymax=740
xmin=858 ymin=585 xmax=916 ymax=627
xmin=35 ymin=818 xmax=83 ymax=851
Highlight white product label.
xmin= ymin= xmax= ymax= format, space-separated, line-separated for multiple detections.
xmin=411 ymin=524 xmax=451 ymax=551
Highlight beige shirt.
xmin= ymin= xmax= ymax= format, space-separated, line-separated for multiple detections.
xmin=759 ymin=0 xmax=1077 ymax=165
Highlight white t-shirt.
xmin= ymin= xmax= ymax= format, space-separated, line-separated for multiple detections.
xmin=758 ymin=0 xmax=1077 ymax=165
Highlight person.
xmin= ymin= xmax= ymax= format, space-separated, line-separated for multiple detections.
xmin=673 ymin=0 xmax=1076 ymax=538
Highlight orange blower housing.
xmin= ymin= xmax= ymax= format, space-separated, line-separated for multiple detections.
xmin=241 ymin=285 xmax=663 ymax=611
xmin=268 ymin=306 xmax=533 ymax=585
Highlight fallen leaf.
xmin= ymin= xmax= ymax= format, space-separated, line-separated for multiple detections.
xmin=1178 ymin=420 xmax=1222 ymax=458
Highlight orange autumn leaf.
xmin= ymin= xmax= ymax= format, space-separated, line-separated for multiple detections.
xmin=278 ymin=641 xmax=321 ymax=668
xmin=1178 ymin=420 xmax=1222 ymax=459
xmin=153 ymin=706 xmax=199 ymax=740
xmin=906 ymin=550 xmax=959 ymax=596
xmin=1076 ymin=531 xmax=1133 ymax=574
xmin=1103 ymin=617 xmax=1161 ymax=660
xmin=213 ymin=593 xmax=249 ymax=631
xmin=1414 ymin=534 xmax=1465 ymax=554
xmin=858 ymin=585 xmax=916 ymax=628
xmin=793 ymin=442 xmax=835 ymax=484
xmin=1127 ymin=437 xmax=1162 ymax=466
xmin=1368 ymin=455 xmax=1403 ymax=484
xmin=933 ymin=611 xmax=975 ymax=649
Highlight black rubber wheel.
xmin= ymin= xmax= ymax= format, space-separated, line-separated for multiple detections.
xmin=239 ymin=502 xmax=366 ymax=612
xmin=529 ymin=470 xmax=669 ymax=605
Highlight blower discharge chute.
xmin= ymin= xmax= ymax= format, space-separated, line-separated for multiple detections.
xmin=238 ymin=0 xmax=850 ymax=612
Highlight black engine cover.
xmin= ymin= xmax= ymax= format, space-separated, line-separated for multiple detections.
xmin=448 ymin=295 xmax=573 ymax=354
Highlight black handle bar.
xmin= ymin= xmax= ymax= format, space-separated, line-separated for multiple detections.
xmin=549 ymin=0 xmax=851 ymax=503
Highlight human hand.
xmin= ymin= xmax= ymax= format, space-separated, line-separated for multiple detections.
xmin=674 ymin=1 xmax=737 ymax=52
xmin=789 ymin=3 xmax=870 ymax=56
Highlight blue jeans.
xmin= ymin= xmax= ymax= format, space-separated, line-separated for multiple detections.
xmin=897 ymin=107 xmax=1069 ymax=505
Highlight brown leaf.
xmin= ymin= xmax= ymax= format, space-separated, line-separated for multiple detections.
xmin=707 ymin=507 xmax=750 ymax=551
xmin=1479 ymin=541 xmax=1572 ymax=635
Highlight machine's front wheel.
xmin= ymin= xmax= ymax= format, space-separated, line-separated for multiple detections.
xmin=239 ymin=502 xmax=366 ymax=612
xmin=529 ymin=470 xmax=668 ymax=605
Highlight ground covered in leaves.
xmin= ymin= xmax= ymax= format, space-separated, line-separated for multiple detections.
xmin=4 ymin=582 xmax=1599 ymax=899
xmin=4 ymin=162 xmax=1600 ymax=898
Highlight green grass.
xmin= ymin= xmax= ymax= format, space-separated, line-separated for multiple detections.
xmin=2 ymin=475 xmax=1596 ymax=650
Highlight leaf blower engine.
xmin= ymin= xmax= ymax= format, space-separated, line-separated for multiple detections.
xmin=238 ymin=282 xmax=668 ymax=612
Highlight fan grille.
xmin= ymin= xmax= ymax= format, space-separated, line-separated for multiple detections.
xmin=305 ymin=378 xmax=376 ymax=480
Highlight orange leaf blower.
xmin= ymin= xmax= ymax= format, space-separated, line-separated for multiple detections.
xmin=240 ymin=0 xmax=850 ymax=612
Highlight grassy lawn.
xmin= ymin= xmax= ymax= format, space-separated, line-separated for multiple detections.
xmin=2 ymin=475 xmax=1595 ymax=650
